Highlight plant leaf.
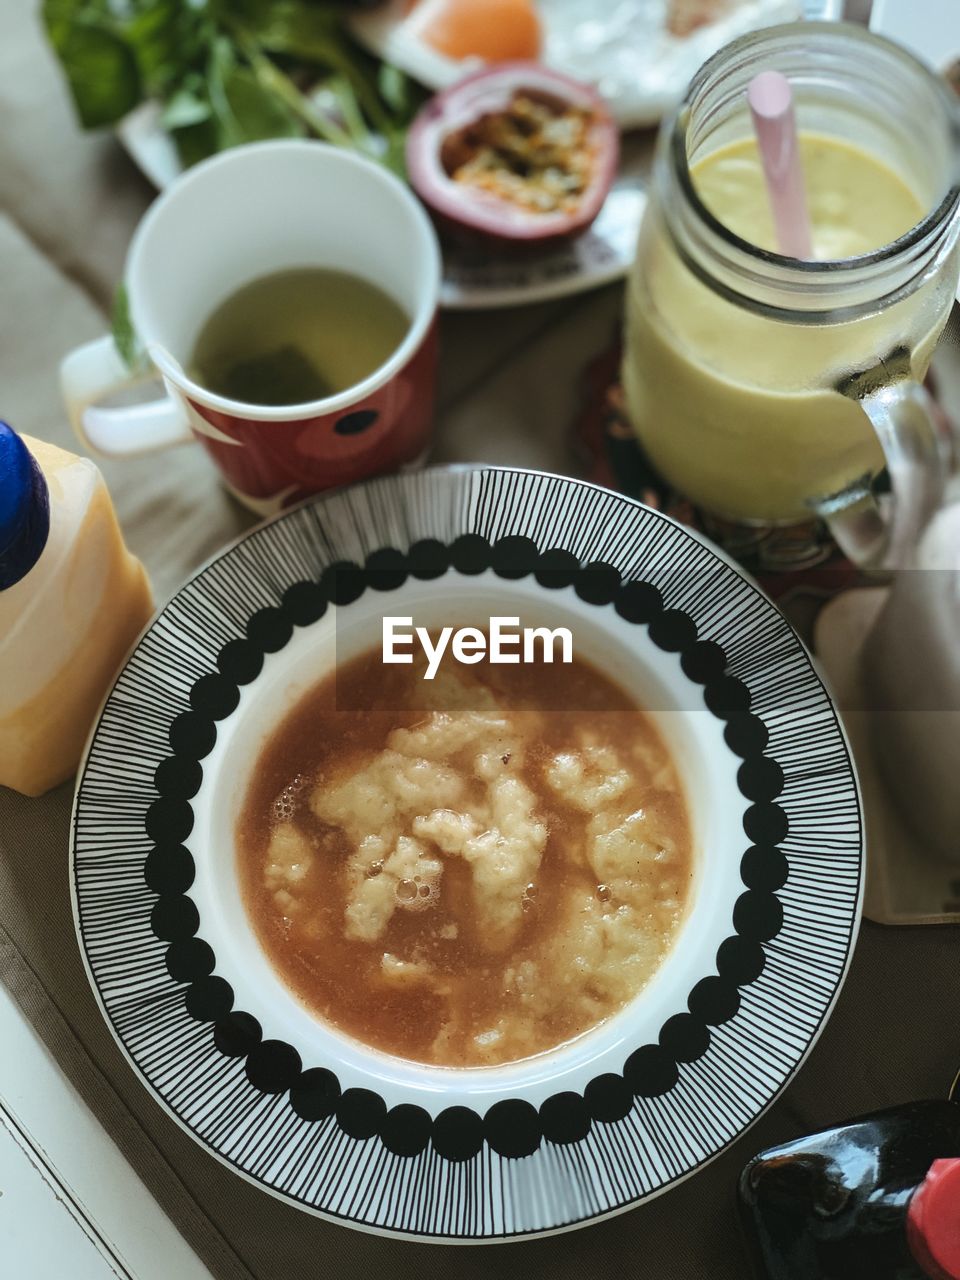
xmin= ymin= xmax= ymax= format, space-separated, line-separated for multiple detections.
xmin=111 ymin=282 xmax=147 ymax=372
xmin=43 ymin=0 xmax=416 ymax=176
xmin=208 ymin=37 xmax=303 ymax=148
xmin=124 ymin=0 xmax=208 ymax=98
xmin=44 ymin=15 xmax=141 ymax=127
xmin=229 ymin=0 xmax=395 ymax=136
xmin=224 ymin=0 xmax=341 ymax=61
xmin=171 ymin=117 xmax=221 ymax=168
xmin=378 ymin=62 xmax=416 ymax=118
xmin=159 ymin=83 xmax=212 ymax=130
xmin=243 ymin=43 xmax=357 ymax=150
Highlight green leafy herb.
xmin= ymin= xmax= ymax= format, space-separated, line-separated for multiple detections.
xmin=44 ymin=21 xmax=141 ymax=128
xmin=208 ymin=35 xmax=304 ymax=147
xmin=111 ymin=282 xmax=147 ymax=372
xmin=42 ymin=0 xmax=425 ymax=176
xmin=158 ymin=79 xmax=212 ymax=131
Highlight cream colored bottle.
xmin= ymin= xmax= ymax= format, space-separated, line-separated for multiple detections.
xmin=0 ymin=424 xmax=154 ymax=796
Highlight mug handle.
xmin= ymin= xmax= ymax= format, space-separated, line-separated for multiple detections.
xmin=809 ymin=347 xmax=954 ymax=569
xmin=60 ymin=335 xmax=193 ymax=458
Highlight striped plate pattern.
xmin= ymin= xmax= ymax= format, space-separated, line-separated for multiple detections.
xmin=72 ymin=466 xmax=863 ymax=1240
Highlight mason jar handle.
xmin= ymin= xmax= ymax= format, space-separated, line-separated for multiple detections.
xmin=809 ymin=348 xmax=954 ymax=569
xmin=60 ymin=335 xmax=193 ymax=458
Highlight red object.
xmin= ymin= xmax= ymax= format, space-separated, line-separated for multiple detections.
xmin=185 ymin=323 xmax=438 ymax=510
xmin=908 ymin=1160 xmax=960 ymax=1280
xmin=406 ymin=63 xmax=619 ymax=250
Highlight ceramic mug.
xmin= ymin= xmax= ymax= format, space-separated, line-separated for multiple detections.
xmin=60 ymin=141 xmax=442 ymax=515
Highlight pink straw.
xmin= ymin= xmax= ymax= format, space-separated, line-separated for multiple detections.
xmin=748 ymin=70 xmax=813 ymax=259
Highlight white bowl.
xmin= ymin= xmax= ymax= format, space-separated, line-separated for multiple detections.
xmin=196 ymin=570 xmax=743 ymax=1108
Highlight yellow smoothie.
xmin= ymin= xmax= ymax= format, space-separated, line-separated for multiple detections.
xmin=623 ymin=134 xmax=954 ymax=524
xmin=695 ymin=134 xmax=922 ymax=259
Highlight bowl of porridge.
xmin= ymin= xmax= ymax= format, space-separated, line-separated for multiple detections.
xmin=71 ymin=466 xmax=863 ymax=1238
xmin=191 ymin=571 xmax=733 ymax=1084
xmin=237 ymin=615 xmax=696 ymax=1069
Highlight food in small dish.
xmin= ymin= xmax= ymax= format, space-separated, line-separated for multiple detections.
xmin=406 ymin=0 xmax=543 ymax=62
xmin=238 ymin=636 xmax=693 ymax=1067
xmin=406 ymin=63 xmax=618 ymax=250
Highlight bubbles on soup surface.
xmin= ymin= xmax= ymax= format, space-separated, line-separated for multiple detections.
xmin=396 ymin=868 xmax=441 ymax=911
xmin=272 ymin=774 xmax=304 ymax=823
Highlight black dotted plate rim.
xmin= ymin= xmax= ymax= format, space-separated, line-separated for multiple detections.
xmin=147 ymin=541 xmax=785 ymax=1159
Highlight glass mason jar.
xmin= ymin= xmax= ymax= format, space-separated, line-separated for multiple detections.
xmin=622 ymin=22 xmax=960 ymax=567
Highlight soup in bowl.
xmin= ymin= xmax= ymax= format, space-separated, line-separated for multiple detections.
xmin=191 ymin=572 xmax=744 ymax=1098
xmin=237 ymin=631 xmax=694 ymax=1068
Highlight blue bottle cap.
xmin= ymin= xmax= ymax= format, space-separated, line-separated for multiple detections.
xmin=0 ymin=423 xmax=51 ymax=590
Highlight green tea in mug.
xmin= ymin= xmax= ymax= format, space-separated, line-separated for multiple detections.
xmin=189 ymin=267 xmax=411 ymax=407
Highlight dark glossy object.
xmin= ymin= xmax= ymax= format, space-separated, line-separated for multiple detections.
xmin=0 ymin=422 xmax=49 ymax=590
xmin=739 ymin=1101 xmax=960 ymax=1279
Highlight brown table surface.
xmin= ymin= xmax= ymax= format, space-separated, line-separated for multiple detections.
xmin=2 ymin=1 xmax=958 ymax=1276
